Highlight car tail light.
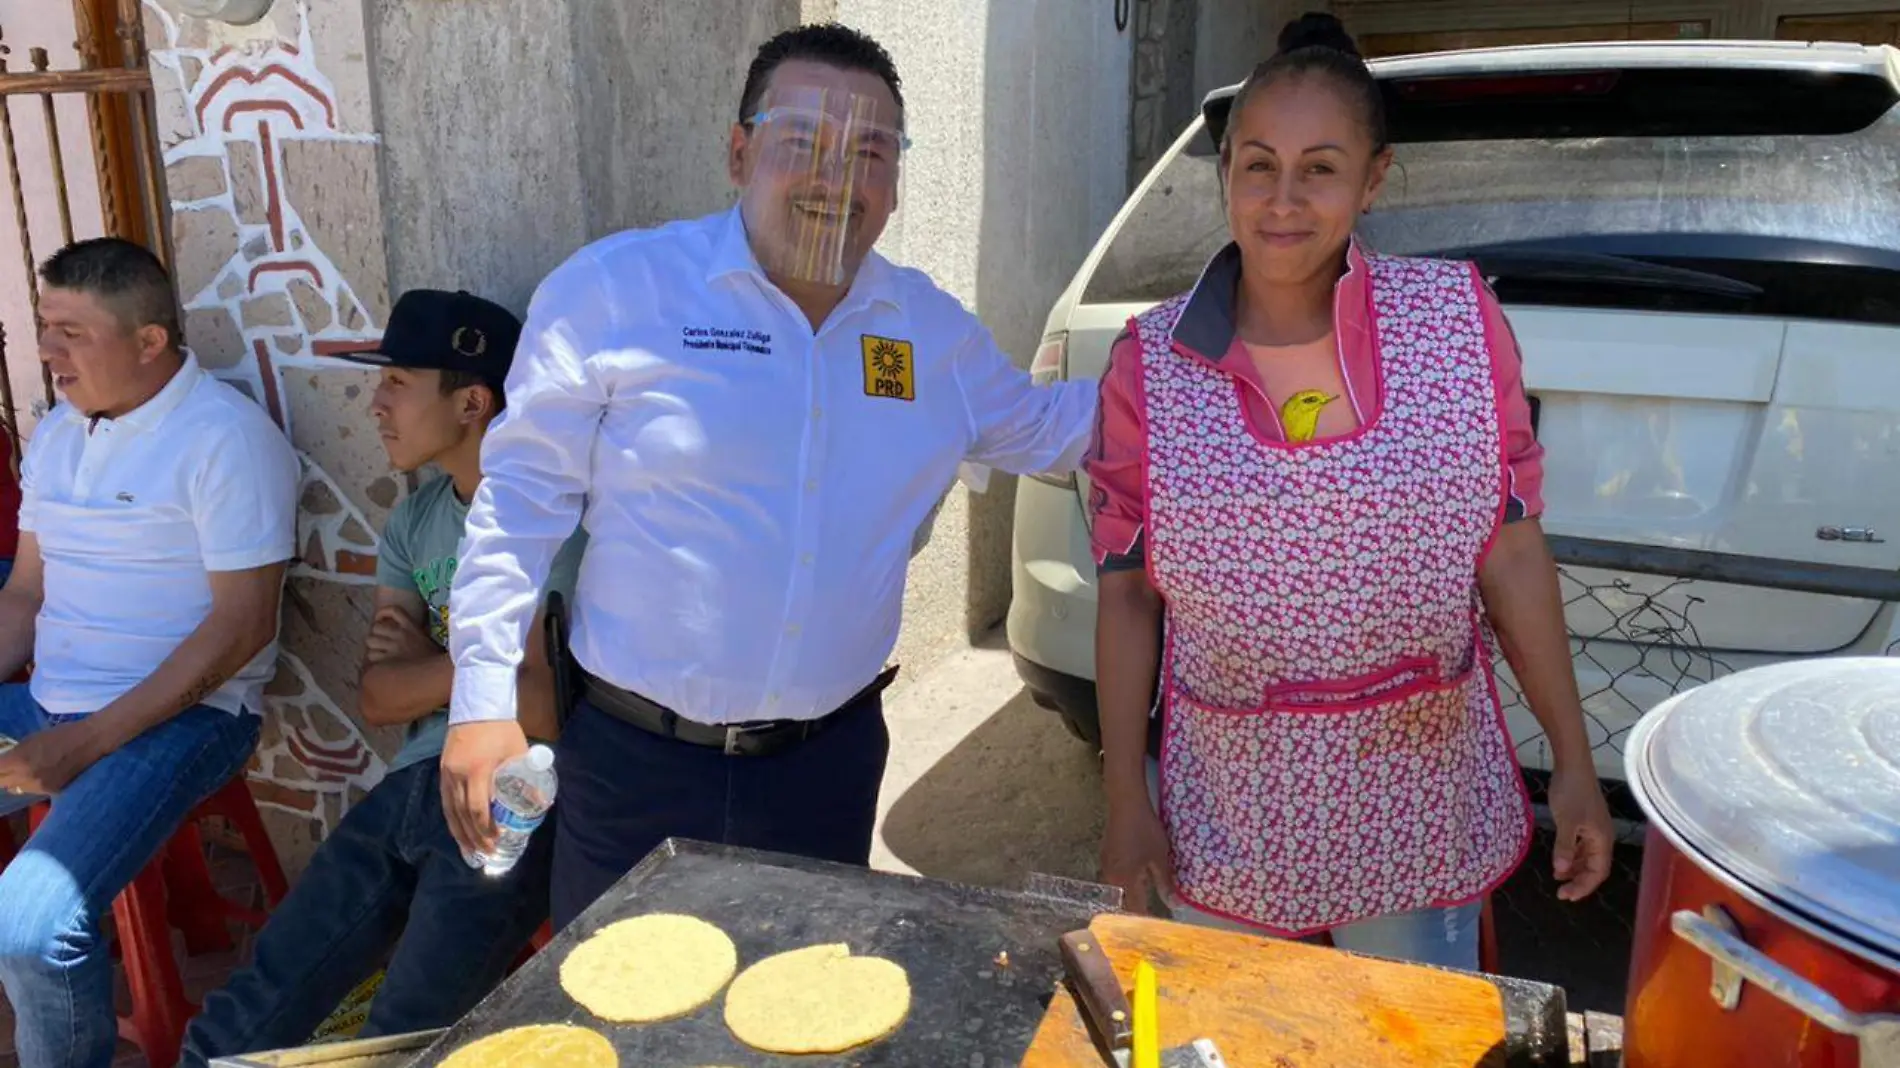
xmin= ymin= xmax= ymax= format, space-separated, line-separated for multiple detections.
xmin=1031 ymin=333 xmax=1067 ymax=386
xmin=1030 ymin=333 xmax=1075 ymax=489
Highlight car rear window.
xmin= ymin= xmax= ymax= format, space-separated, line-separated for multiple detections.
xmin=1083 ymin=106 xmax=1900 ymax=326
xmin=1207 ymin=64 xmax=1900 ymax=145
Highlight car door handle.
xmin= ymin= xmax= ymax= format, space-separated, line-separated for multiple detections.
xmin=1817 ymin=526 xmax=1885 ymax=544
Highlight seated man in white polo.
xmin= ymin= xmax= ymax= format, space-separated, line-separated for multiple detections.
xmin=0 ymin=237 xmax=300 ymax=1068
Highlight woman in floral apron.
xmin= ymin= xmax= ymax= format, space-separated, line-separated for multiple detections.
xmin=1088 ymin=14 xmax=1615 ymax=969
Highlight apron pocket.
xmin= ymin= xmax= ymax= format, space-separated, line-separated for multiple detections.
xmin=1160 ymin=669 xmax=1506 ymax=933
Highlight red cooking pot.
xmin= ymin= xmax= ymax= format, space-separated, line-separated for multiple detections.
xmin=1623 ymin=658 xmax=1900 ymax=1067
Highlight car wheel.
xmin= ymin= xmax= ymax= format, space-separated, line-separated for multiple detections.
xmin=1059 ymin=709 xmax=1100 ymax=747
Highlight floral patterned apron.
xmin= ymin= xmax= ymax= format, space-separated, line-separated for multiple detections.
xmin=1139 ymin=253 xmax=1532 ymax=935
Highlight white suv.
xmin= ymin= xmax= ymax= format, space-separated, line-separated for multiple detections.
xmin=1008 ymin=40 xmax=1900 ymax=795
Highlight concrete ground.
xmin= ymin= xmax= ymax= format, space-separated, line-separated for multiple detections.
xmin=873 ymin=630 xmax=1104 ymax=891
xmin=872 ymin=629 xmax=1642 ymax=1015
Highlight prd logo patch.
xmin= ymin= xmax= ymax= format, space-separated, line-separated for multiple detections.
xmin=861 ymin=335 xmax=915 ymax=401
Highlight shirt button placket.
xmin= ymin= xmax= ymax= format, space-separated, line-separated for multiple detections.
xmin=774 ymin=334 xmax=826 ymax=716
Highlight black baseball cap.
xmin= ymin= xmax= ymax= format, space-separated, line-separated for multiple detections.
xmin=337 ymin=289 xmax=522 ymax=391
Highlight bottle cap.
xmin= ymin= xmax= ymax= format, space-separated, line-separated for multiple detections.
xmin=527 ymin=744 xmax=554 ymax=771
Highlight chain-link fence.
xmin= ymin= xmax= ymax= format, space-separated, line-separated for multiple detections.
xmin=1493 ymin=564 xmax=1736 ymax=839
xmin=1483 ymin=535 xmax=1900 ymax=1012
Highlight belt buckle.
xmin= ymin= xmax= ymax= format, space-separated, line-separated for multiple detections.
xmin=723 ymin=726 xmax=746 ymax=757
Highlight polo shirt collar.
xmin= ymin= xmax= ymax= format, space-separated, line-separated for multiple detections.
xmin=706 ymin=203 xmax=901 ymax=312
xmin=76 ymin=353 xmax=203 ymax=433
xmin=1170 ymin=236 xmax=1371 ymax=364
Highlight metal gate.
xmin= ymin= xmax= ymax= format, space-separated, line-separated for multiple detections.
xmin=0 ymin=0 xmax=168 ymax=461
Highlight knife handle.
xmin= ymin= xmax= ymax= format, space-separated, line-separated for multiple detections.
xmin=1059 ymin=930 xmax=1134 ymax=1051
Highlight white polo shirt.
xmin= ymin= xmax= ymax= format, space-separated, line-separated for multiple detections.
xmin=19 ymin=354 xmax=301 ymax=719
xmin=449 ymin=205 xmax=1098 ymax=726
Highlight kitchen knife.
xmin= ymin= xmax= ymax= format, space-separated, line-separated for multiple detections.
xmin=1057 ymin=931 xmax=1227 ymax=1068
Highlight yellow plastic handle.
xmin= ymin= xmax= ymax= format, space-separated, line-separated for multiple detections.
xmin=1133 ymin=958 xmax=1160 ymax=1068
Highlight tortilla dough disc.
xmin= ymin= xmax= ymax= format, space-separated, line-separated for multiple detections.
xmin=724 ymin=943 xmax=911 ymax=1054
xmin=437 ymin=1024 xmax=616 ymax=1068
xmin=560 ymin=914 xmax=739 ymax=1022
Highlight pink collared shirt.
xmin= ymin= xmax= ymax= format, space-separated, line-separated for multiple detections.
xmin=1087 ymin=241 xmax=1544 ymax=570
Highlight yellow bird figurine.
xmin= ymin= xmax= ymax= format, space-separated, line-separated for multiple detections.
xmin=1279 ymin=389 xmax=1339 ymax=443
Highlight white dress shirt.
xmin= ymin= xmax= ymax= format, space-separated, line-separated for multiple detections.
xmin=449 ymin=206 xmax=1096 ymax=726
xmin=20 ymin=354 xmax=301 ymax=719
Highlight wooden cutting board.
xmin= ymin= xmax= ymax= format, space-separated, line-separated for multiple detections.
xmin=1020 ymin=913 xmax=1509 ymax=1067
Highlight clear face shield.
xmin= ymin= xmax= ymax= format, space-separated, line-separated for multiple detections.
xmin=739 ymin=87 xmax=908 ymax=288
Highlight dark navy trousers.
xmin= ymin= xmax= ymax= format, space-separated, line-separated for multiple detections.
xmin=549 ymin=691 xmax=890 ymax=929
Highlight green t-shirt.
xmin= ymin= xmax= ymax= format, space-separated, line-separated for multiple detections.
xmin=374 ymin=475 xmax=586 ymax=772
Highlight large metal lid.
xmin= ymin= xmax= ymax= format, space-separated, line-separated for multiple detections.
xmin=1627 ymin=657 xmax=1900 ymax=963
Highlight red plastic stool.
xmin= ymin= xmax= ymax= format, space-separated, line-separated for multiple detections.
xmin=28 ymin=774 xmax=287 ymax=1068
xmin=162 ymin=778 xmax=290 ymax=953
xmin=1478 ymin=895 xmax=1500 ymax=974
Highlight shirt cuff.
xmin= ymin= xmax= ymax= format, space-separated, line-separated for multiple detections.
xmin=449 ymin=664 xmax=521 ymax=726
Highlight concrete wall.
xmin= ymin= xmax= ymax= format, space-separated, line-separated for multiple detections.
xmin=570 ymin=2 xmax=802 ymax=239
xmin=806 ymin=0 xmax=1133 ymax=676
xmin=365 ymin=0 xmax=587 ymax=312
xmin=367 ymin=0 xmax=800 ymax=310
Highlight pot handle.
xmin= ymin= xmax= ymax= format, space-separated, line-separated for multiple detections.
xmin=1673 ymin=908 xmax=1900 ymax=1066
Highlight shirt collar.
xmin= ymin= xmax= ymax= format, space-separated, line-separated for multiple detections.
xmin=75 ymin=353 xmax=203 ymax=433
xmin=705 ymin=202 xmax=901 ymax=312
xmin=1170 ymin=236 xmax=1370 ymax=364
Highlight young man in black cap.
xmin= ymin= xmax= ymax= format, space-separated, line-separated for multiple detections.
xmin=178 ymin=291 xmax=586 ymax=1065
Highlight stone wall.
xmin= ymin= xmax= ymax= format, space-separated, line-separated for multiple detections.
xmin=148 ymin=0 xmax=398 ymax=876
xmin=1128 ymin=0 xmax=1200 ymax=188
xmin=1130 ymin=0 xmax=1309 ymax=186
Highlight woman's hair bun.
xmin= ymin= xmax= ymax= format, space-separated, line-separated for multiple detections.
xmin=1276 ymin=12 xmax=1362 ymax=59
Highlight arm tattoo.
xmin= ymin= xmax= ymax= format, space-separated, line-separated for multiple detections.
xmin=177 ymin=670 xmax=225 ymax=711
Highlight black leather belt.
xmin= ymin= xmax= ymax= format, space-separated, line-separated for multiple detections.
xmin=580 ymin=665 xmax=900 ymax=757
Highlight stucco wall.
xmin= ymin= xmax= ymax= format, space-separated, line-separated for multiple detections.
xmin=569 ymin=2 xmax=803 ymax=239
xmin=369 ymin=0 xmax=801 ymax=309
xmin=804 ymin=0 xmax=1135 ymax=676
xmin=365 ymin=0 xmax=588 ymax=311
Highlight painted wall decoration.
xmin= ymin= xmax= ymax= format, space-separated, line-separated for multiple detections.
xmin=146 ymin=0 xmax=400 ymax=866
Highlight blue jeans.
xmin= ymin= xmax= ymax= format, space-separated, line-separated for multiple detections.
xmin=1161 ymin=890 xmax=1483 ymax=969
xmin=179 ymin=760 xmax=554 ymax=1066
xmin=0 ymin=684 xmax=260 ymax=1068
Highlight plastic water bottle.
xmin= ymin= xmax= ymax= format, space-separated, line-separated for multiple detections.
xmin=473 ymin=744 xmax=556 ymax=876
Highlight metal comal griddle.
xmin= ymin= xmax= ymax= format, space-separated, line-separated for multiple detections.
xmin=406 ymin=840 xmax=1122 ymax=1067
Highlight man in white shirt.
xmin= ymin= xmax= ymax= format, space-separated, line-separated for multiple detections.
xmin=0 ymin=238 xmax=299 ymax=1068
xmin=442 ymin=23 xmax=1097 ymax=928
